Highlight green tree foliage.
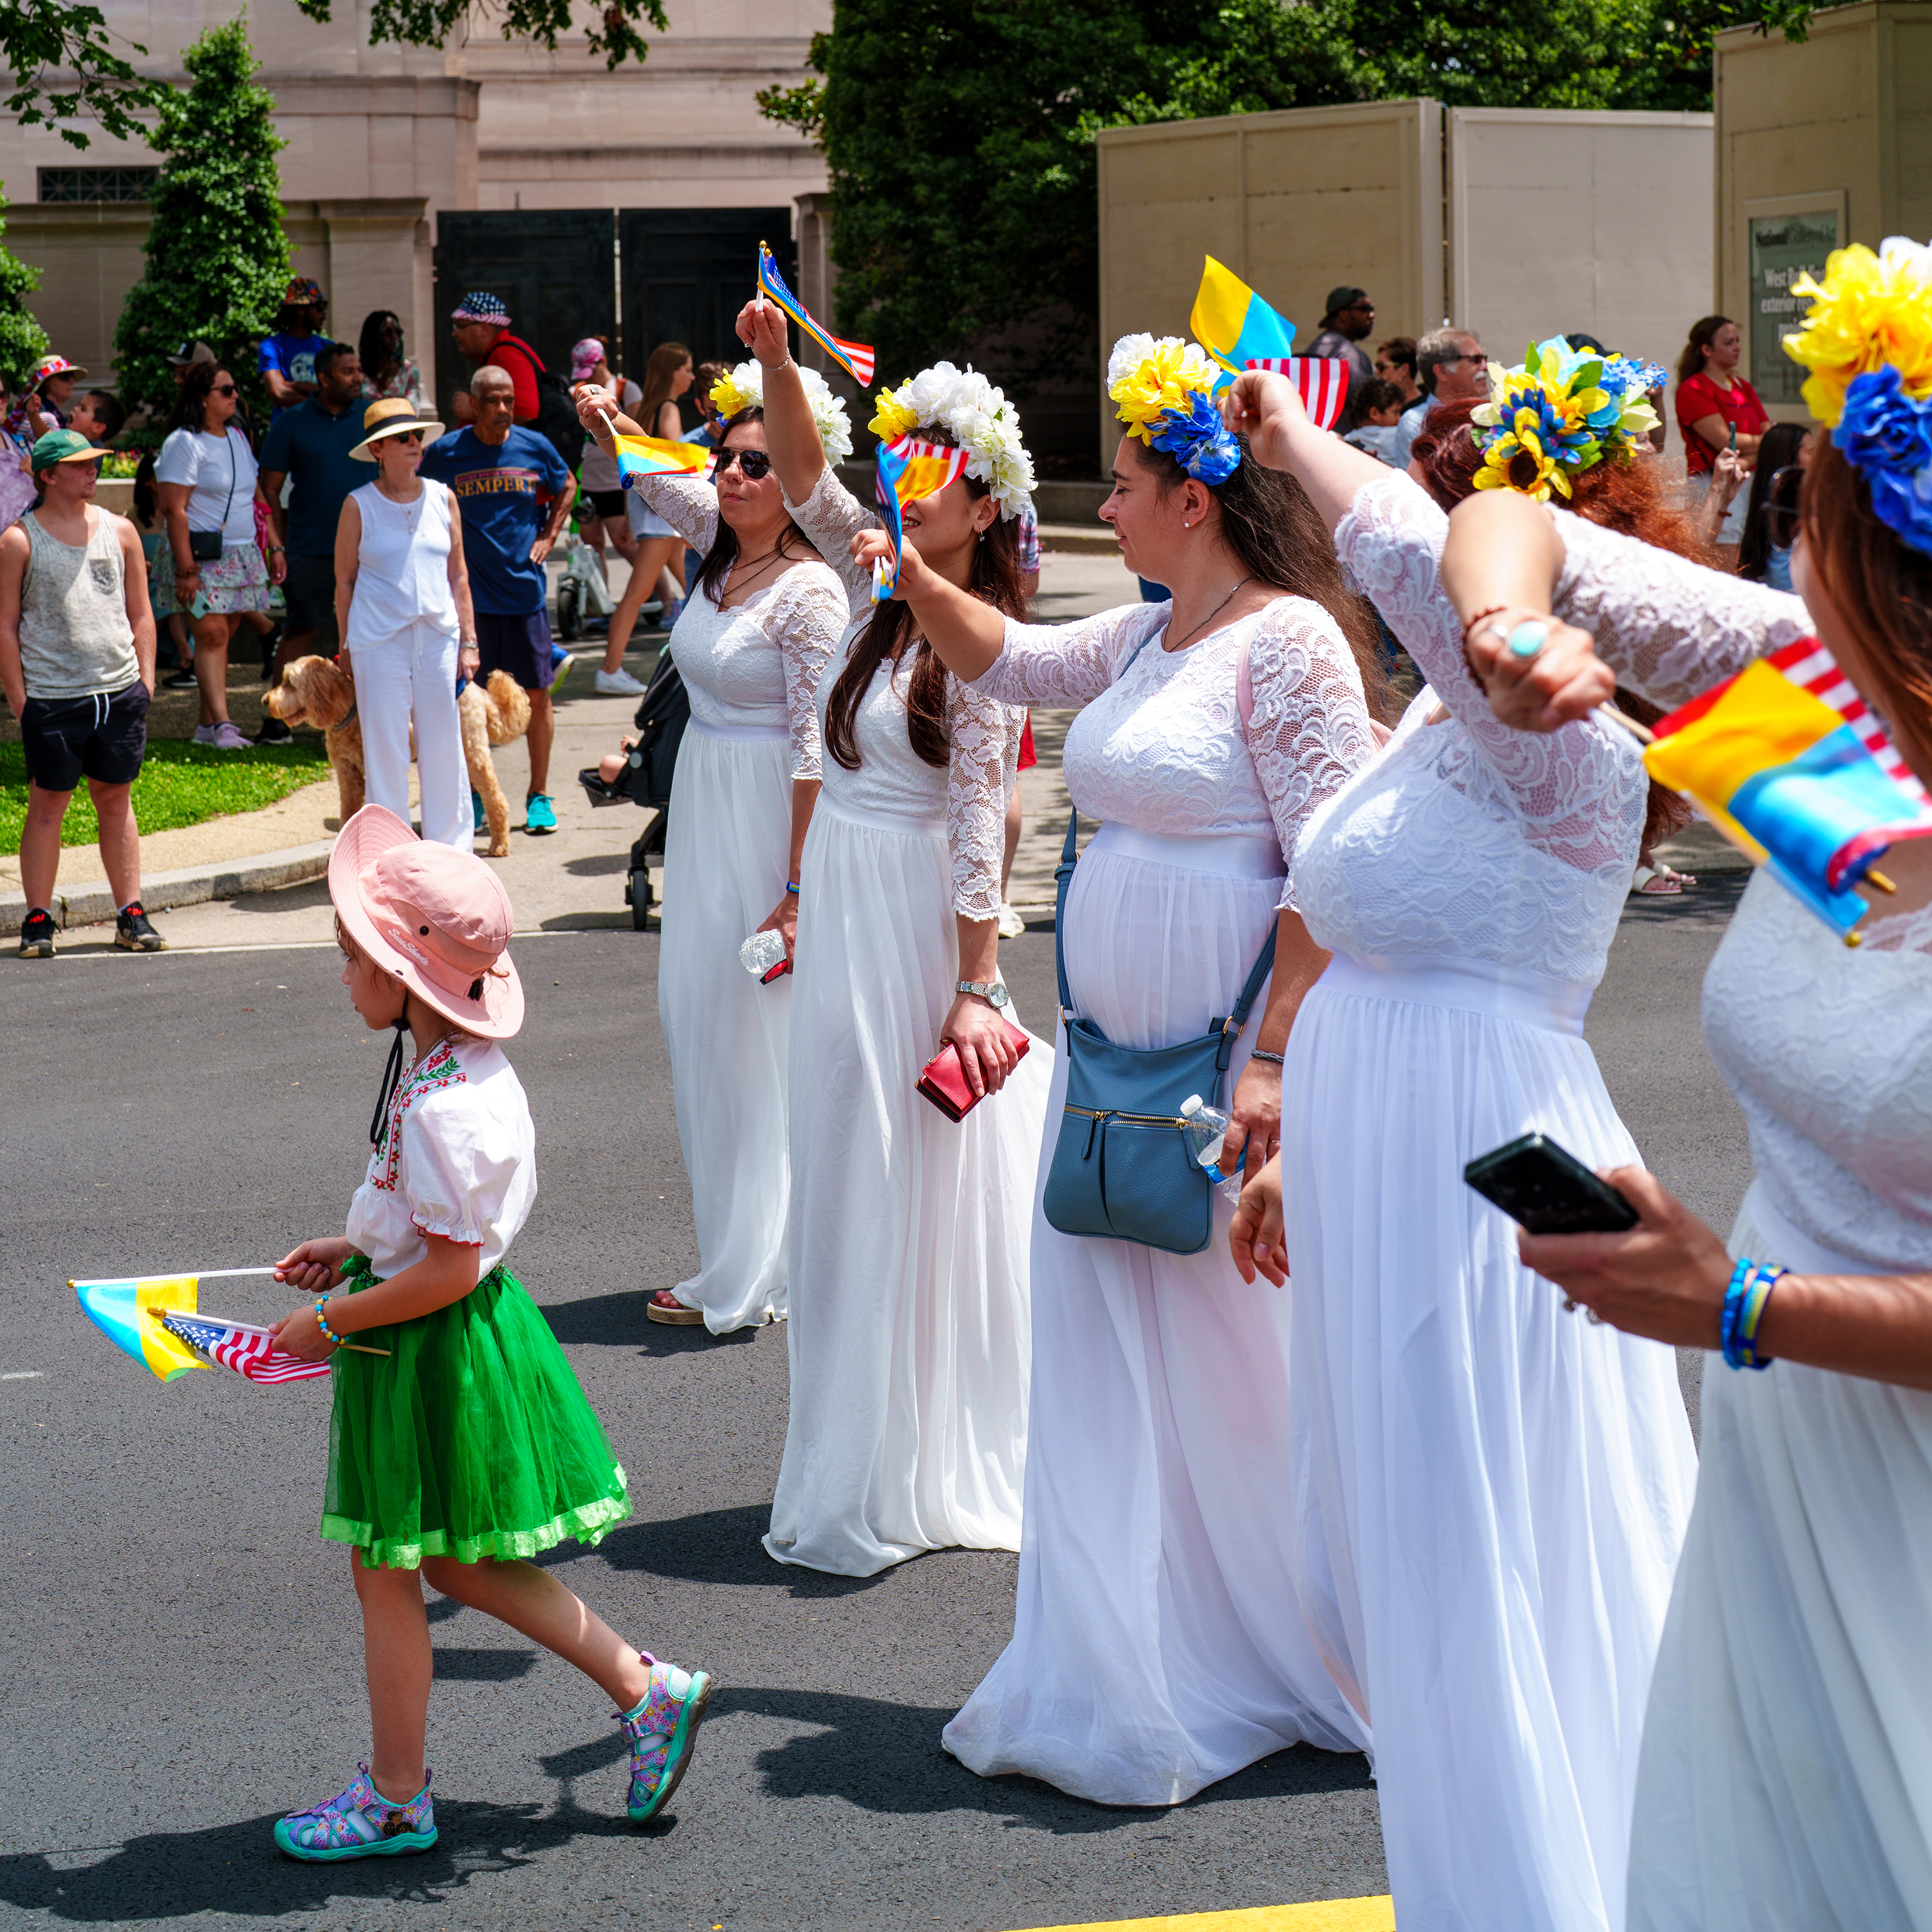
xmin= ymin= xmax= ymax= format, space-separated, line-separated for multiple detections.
xmin=0 ymin=187 xmax=50 ymax=392
xmin=0 ymin=0 xmax=170 ymax=149
xmin=763 ymin=0 xmax=1812 ymax=402
xmin=292 ymin=0 xmax=667 ymax=69
xmin=111 ymin=15 xmax=289 ymax=433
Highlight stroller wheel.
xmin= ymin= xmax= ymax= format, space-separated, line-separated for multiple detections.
xmin=628 ymin=869 xmax=653 ymax=930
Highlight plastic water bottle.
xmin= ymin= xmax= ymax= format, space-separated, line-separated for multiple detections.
xmin=739 ymin=929 xmax=786 ymax=976
xmin=1180 ymin=1094 xmax=1246 ymax=1204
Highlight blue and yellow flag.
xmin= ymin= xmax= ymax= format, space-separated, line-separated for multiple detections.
xmin=613 ymin=433 xmax=711 ymax=488
xmin=1191 ymin=257 xmax=1298 ymax=387
xmin=75 ymin=1274 xmax=208 ymax=1381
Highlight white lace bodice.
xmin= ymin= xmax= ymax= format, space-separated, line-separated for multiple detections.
xmin=787 ymin=467 xmax=1021 ymax=919
xmin=1292 ymin=472 xmax=1649 ymax=985
xmin=972 ymin=595 xmax=1375 ymax=909
xmin=638 ymin=472 xmax=846 ymax=779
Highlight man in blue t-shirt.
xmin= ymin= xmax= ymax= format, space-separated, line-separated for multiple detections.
xmin=259 ymin=278 xmax=335 ymax=416
xmin=257 ymin=342 xmax=370 ymax=725
xmin=420 ymin=363 xmax=575 ymax=833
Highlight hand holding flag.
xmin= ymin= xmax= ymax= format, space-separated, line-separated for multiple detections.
xmin=869 ymin=436 xmax=971 ymax=601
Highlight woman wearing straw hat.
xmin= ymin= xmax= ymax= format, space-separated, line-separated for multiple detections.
xmin=335 ymin=398 xmax=479 ymax=848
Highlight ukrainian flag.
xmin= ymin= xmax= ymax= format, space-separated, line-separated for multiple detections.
xmin=1191 ymin=257 xmax=1299 ymax=387
xmin=1646 ymin=658 xmax=1932 ymax=941
xmin=75 ymin=1275 xmax=209 ymax=1380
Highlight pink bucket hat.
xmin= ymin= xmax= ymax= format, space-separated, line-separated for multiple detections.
xmin=328 ymin=806 xmax=524 ymax=1039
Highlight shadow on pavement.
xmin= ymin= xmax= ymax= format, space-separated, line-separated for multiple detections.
xmin=1619 ymin=869 xmax=1749 ymax=929
xmin=542 ymin=1289 xmax=760 ymax=1350
xmin=591 ymin=1503 xmax=893 ymax=1599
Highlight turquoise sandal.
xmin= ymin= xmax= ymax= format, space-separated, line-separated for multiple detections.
xmin=274 ymin=1764 xmax=436 ymax=1860
xmin=618 ymin=1653 xmax=715 ymax=1822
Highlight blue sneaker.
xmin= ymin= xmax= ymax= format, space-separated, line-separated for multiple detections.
xmin=550 ymin=642 xmax=573 ymax=687
xmin=471 ymin=788 xmax=485 ymax=834
xmin=274 ymin=1764 xmax=436 ymax=1861
xmin=617 ymin=1654 xmax=714 ymax=1823
xmin=525 ymin=792 xmax=557 ymax=835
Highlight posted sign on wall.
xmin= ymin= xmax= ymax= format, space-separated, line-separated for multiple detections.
xmin=1747 ymin=205 xmax=1842 ymax=408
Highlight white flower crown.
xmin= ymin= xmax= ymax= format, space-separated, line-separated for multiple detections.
xmin=710 ymin=359 xmax=853 ymax=466
xmin=868 ymin=361 xmax=1036 ymax=520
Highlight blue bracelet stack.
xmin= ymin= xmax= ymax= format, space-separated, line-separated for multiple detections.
xmin=315 ymin=1296 xmax=346 ymax=1348
xmin=1720 ymin=1258 xmax=1784 ymax=1370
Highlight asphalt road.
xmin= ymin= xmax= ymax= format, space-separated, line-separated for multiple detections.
xmin=0 ymin=875 xmax=1752 ymax=1931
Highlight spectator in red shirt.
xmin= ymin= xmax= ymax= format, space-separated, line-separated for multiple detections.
xmin=1674 ymin=313 xmax=1769 ymax=548
xmin=448 ymin=292 xmax=541 ymax=427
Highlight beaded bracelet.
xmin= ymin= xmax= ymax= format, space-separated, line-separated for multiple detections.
xmin=1720 ymin=1259 xmax=1783 ymax=1371
xmin=315 ymin=1296 xmax=346 ymax=1348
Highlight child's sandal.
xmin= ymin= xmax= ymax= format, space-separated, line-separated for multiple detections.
xmin=273 ymin=1764 xmax=437 ymax=1860
xmin=617 ymin=1652 xmax=715 ymax=1822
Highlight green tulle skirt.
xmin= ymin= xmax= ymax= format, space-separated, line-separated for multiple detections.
xmin=321 ymin=1256 xmax=630 ymax=1570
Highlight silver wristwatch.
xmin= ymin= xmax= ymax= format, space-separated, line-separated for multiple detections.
xmin=956 ymin=979 xmax=1011 ymax=1010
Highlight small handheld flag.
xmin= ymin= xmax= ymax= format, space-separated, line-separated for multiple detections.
xmin=758 ymin=245 xmax=875 ymax=387
xmin=1191 ymin=257 xmax=1299 ymax=387
xmin=1644 ymin=651 xmax=1932 ymax=942
xmin=869 ymin=437 xmax=971 ymax=602
xmin=1242 ymin=357 xmax=1351 ymax=432
xmin=156 ymin=1312 xmax=335 ymax=1384
xmin=611 ymin=431 xmax=711 ymax=488
xmin=872 ymin=438 xmax=908 ymax=602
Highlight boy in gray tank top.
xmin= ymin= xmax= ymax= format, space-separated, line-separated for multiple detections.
xmin=0 ymin=429 xmax=163 ymax=955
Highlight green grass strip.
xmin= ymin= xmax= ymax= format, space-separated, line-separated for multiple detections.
xmin=0 ymin=737 xmax=331 ymax=856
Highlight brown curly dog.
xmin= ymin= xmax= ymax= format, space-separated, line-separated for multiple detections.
xmin=263 ymin=656 xmax=532 ymax=857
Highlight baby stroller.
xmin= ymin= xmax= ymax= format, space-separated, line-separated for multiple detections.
xmin=579 ymin=649 xmax=689 ymax=929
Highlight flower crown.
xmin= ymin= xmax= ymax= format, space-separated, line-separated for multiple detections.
xmin=1471 ymin=337 xmax=1661 ymax=502
xmin=1783 ymin=236 xmax=1932 ymax=559
xmin=1106 ymin=333 xmax=1240 ymax=486
xmin=710 ymin=359 xmax=853 ymax=466
xmin=868 ymin=362 xmax=1035 ymax=519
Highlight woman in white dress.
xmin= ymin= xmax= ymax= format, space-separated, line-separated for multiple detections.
xmin=335 ymin=399 xmax=477 ymax=850
xmin=741 ymin=304 xmax=1053 ymax=1577
xmin=1220 ymin=352 xmax=1700 ymax=1929
xmin=575 ymin=368 xmax=850 ymax=1334
xmin=866 ymin=335 xmax=1386 ymax=1805
xmin=1438 ymin=237 xmax=1932 ymax=1932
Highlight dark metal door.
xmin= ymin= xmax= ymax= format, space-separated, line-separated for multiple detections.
xmin=618 ymin=209 xmax=795 ymax=422
xmin=432 ymin=210 xmax=617 ymax=422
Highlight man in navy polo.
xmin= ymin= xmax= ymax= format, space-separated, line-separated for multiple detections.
xmin=259 ymin=341 xmax=367 ymax=736
xmin=420 ymin=363 xmax=575 ymax=834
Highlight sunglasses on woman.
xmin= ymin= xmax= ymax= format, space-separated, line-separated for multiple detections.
xmin=1764 ymin=465 xmax=1804 ymax=548
xmin=711 ymin=447 xmax=772 ymax=479
xmin=211 ymin=383 xmax=237 ymax=396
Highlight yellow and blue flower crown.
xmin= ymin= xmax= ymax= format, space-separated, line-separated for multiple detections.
xmin=711 ymin=359 xmax=853 ymax=465
xmin=1107 ymin=333 xmax=1241 ymax=485
xmin=1782 ymin=236 xmax=1932 ymax=558
xmin=1471 ymin=339 xmax=1661 ymax=502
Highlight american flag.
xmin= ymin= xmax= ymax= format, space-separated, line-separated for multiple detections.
xmin=156 ymin=1311 xmax=332 ymax=1384
xmin=1767 ymin=638 xmax=1929 ymax=805
xmin=1242 ymin=357 xmax=1351 ymax=432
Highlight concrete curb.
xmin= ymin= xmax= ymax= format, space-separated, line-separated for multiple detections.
xmin=0 ymin=837 xmax=333 ymax=938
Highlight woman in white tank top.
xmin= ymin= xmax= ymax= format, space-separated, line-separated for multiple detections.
xmin=335 ymin=399 xmax=478 ymax=849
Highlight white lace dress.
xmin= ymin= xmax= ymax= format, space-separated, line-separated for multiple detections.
xmin=1281 ymin=473 xmax=1700 ymax=1929
xmin=1543 ymin=513 xmax=1932 ymax=1932
xmin=633 ymin=472 xmax=846 ymax=1332
xmin=760 ymin=469 xmax=1052 ymax=1576
xmin=938 ymin=586 xmax=1379 ymax=1806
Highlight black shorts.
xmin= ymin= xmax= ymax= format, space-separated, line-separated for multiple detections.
xmin=584 ymin=488 xmax=627 ymax=523
xmin=476 ymin=608 xmax=556 ymax=691
xmin=282 ymin=552 xmax=339 ymax=645
xmin=21 ymin=681 xmax=149 ymax=792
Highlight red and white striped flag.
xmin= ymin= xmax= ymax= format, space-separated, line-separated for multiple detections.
xmin=157 ymin=1311 xmax=332 ymax=1384
xmin=1767 ymin=638 xmax=1929 ymax=804
xmin=1243 ymin=357 xmax=1351 ymax=431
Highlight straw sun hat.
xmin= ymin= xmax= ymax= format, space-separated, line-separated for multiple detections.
xmin=329 ymin=806 xmax=524 ymax=1039
xmin=350 ymin=397 xmax=446 ymax=461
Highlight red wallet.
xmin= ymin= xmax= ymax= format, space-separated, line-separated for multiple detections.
xmin=916 ymin=1019 xmax=1030 ymax=1121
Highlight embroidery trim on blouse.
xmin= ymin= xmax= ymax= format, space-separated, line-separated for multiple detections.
xmin=370 ymin=1039 xmax=466 ymax=1193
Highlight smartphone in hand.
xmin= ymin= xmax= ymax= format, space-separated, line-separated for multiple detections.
xmin=1463 ymin=1133 xmax=1639 ymax=1235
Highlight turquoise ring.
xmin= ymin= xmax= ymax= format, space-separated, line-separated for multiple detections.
xmin=1507 ymin=620 xmax=1550 ymax=660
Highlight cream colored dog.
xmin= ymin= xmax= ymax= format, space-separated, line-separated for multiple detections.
xmin=263 ymin=655 xmax=533 ymax=857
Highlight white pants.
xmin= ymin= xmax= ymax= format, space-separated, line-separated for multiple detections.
xmin=349 ymin=622 xmax=469 ymax=848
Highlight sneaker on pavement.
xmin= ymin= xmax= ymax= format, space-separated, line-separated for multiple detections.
xmin=997 ymin=901 xmax=1026 ymax=939
xmin=115 ymin=902 xmax=167 ymax=952
xmin=472 ymin=788 xmax=485 ymax=834
xmin=163 ymin=668 xmax=198 ymax=690
xmin=255 ymin=717 xmax=293 ymax=745
xmin=551 ymin=643 xmax=574 ymax=686
xmin=525 ymin=792 xmax=557 ymax=835
xmin=209 ymin=721 xmax=254 ymax=751
xmin=617 ymin=1655 xmax=714 ymax=1823
xmin=17 ymin=909 xmax=56 ymax=958
xmin=273 ymin=1764 xmax=436 ymax=1861
xmin=595 ymin=665 xmax=646 ymax=696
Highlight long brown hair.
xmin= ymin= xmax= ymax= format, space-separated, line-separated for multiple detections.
xmin=1801 ymin=436 xmax=1932 ymax=781
xmin=824 ymin=468 xmax=1026 ymax=772
xmin=1676 ymin=315 xmax=1734 ymax=385
xmin=636 ymin=340 xmax=691 ymax=437
xmin=692 ymin=408 xmax=814 ymax=603
xmin=1408 ymin=396 xmax=1694 ymax=851
xmin=1137 ymin=433 xmax=1391 ymax=719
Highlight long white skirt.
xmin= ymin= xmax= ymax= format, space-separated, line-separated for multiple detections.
xmin=1283 ymin=952 xmax=1698 ymax=1931
xmin=1627 ymin=1180 xmax=1932 ymax=1931
xmin=657 ymin=721 xmax=794 ymax=1332
xmin=943 ymin=826 xmax=1370 ymax=1807
xmin=765 ymin=797 xmax=1053 ymax=1577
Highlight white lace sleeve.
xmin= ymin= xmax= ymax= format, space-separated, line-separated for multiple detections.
xmin=632 ymin=470 xmax=719 ymax=554
xmin=1550 ymin=508 xmax=1814 ymax=708
xmin=1242 ymin=598 xmax=1379 ymax=911
xmin=944 ymin=678 xmax=1016 ymax=920
xmin=971 ymin=602 xmax=1168 ymax=708
xmin=1337 ymin=470 xmax=1641 ymax=873
xmin=783 ymin=467 xmax=877 ymax=615
xmin=757 ymin=562 xmax=848 ymax=782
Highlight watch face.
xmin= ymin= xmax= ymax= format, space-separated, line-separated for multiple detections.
xmin=987 ymin=984 xmax=1010 ymax=1008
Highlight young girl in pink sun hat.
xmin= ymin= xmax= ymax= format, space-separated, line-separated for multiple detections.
xmin=266 ymin=803 xmax=713 ymax=1859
